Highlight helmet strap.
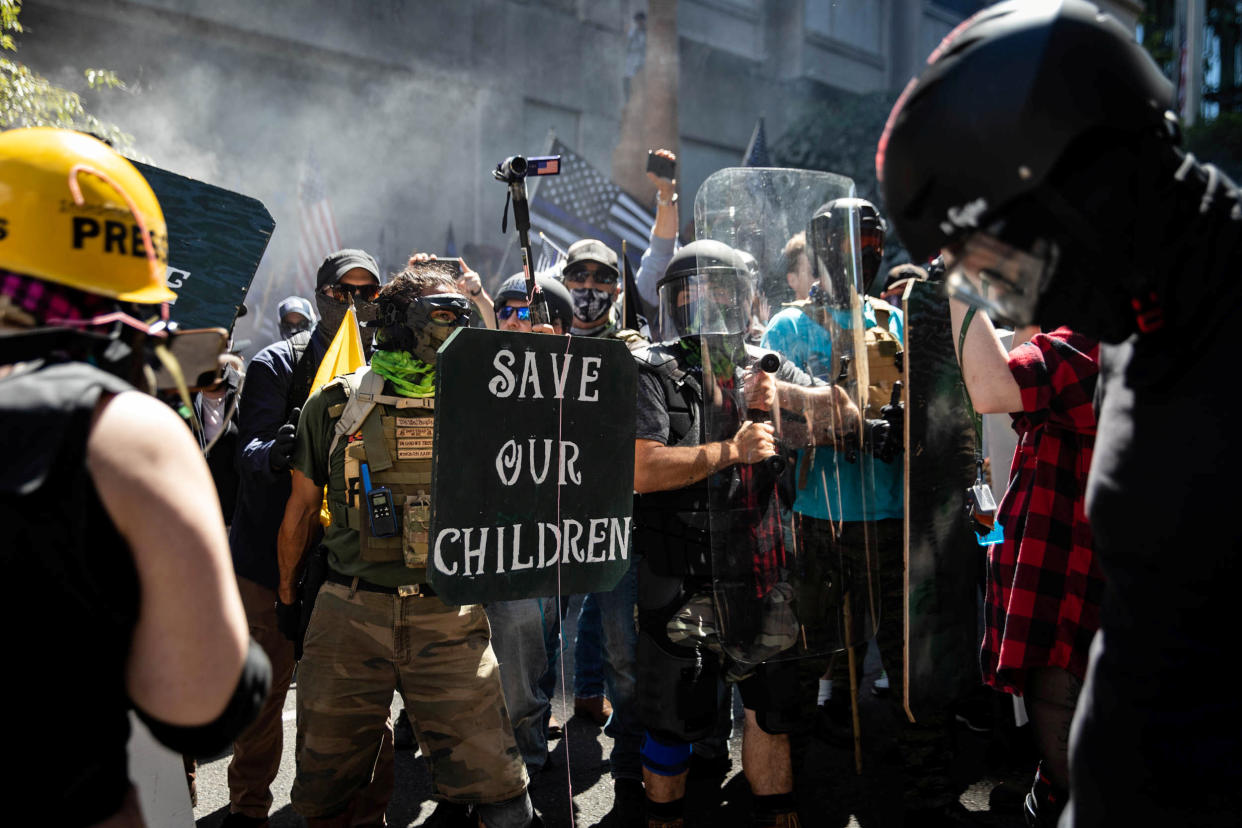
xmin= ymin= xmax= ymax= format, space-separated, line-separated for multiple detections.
xmin=68 ymin=163 xmax=161 ymax=285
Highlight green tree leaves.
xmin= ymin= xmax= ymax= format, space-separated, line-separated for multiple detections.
xmin=0 ymin=1 xmax=137 ymax=154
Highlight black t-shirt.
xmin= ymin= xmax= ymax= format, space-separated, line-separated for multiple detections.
xmin=634 ymin=346 xmax=811 ymax=447
xmin=1072 ymin=165 xmax=1242 ymax=824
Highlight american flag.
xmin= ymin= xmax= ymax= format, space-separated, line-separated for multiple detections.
xmin=527 ymin=139 xmax=655 ymax=270
xmin=295 ymin=149 xmax=342 ymax=296
xmin=534 ymin=234 xmax=566 ymax=278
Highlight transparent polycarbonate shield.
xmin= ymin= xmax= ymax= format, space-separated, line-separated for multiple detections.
xmin=694 ymin=166 xmax=855 ymax=335
xmin=687 ymin=168 xmax=881 ymax=667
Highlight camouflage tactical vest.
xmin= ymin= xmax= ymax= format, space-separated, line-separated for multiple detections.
xmin=326 ymin=368 xmax=435 ymax=570
xmin=788 ymin=297 xmax=903 ymax=419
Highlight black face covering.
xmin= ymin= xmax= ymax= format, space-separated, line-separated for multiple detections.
xmin=314 ymin=294 xmax=378 ymax=350
xmin=315 ymin=293 xmax=348 ymax=340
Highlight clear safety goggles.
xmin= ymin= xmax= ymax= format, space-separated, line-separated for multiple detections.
xmin=944 ymin=232 xmax=1058 ymax=327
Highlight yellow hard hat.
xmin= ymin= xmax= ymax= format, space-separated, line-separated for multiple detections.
xmin=0 ymin=127 xmax=176 ymax=304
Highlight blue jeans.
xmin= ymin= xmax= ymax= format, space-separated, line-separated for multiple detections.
xmin=486 ymin=598 xmax=559 ymax=772
xmin=574 ymin=593 xmax=606 ymax=698
xmin=590 ymin=558 xmax=642 ymax=781
xmin=535 ymin=561 xmax=643 ymax=781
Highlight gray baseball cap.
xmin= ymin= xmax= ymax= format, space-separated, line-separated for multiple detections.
xmin=276 ymin=295 xmax=315 ymax=322
xmin=563 ymin=239 xmax=619 ymax=280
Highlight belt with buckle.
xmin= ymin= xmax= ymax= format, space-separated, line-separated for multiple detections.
xmin=326 ymin=570 xmax=435 ymax=598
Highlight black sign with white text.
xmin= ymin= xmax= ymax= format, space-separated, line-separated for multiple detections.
xmin=428 ymin=327 xmax=637 ymax=604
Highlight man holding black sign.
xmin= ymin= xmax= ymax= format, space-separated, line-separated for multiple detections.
xmin=277 ymin=259 xmax=535 ymax=828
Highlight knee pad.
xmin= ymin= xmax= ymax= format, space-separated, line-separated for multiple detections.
xmin=641 ymin=731 xmax=692 ymax=777
xmin=637 ymin=629 xmax=720 ymax=742
xmin=752 ymin=705 xmax=801 ymax=736
xmin=738 ymin=660 xmax=803 ymax=736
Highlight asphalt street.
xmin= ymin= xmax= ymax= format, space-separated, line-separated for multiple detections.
xmin=192 ymin=613 xmax=1034 ymax=828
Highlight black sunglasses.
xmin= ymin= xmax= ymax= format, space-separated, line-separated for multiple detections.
xmin=563 ymin=267 xmax=619 ymax=285
xmin=321 ymin=282 xmax=381 ymax=303
xmin=497 ymin=306 xmax=532 ymax=321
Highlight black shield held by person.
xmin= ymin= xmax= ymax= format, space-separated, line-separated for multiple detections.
xmin=901 ymin=278 xmax=979 ymax=721
xmin=428 ymin=327 xmax=637 ymax=604
xmin=133 ymin=161 xmax=274 ymax=332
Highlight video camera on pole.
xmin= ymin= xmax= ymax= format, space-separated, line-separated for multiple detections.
xmin=492 ymin=154 xmax=561 ymax=329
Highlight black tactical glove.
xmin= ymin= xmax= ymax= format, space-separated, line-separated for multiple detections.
xmin=275 ymin=599 xmax=302 ymax=643
xmin=269 ymin=407 xmax=300 ymax=473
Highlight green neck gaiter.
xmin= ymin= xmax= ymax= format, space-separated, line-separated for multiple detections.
xmin=370 ymin=349 xmax=436 ymax=397
xmin=678 ymin=337 xmax=741 ymax=380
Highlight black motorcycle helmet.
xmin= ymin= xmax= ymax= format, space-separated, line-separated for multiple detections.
xmin=877 ymin=0 xmax=1179 ymax=338
xmin=656 ymin=240 xmax=753 ymax=341
xmin=493 ymin=272 xmax=573 ymax=331
xmin=878 ymin=0 xmax=1175 ymax=263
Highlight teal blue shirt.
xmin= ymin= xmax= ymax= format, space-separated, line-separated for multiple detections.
xmin=761 ymin=301 xmax=904 ymax=522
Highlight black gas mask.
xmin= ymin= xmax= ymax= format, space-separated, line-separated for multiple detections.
xmin=376 ymin=293 xmax=471 ymax=365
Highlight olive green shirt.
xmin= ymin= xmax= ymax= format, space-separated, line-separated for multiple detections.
xmin=291 ymin=372 xmax=427 ymax=587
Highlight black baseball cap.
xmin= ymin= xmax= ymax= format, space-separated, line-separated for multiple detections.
xmin=316 ymin=248 xmax=380 ymax=290
xmin=563 ymin=239 xmax=619 ymax=281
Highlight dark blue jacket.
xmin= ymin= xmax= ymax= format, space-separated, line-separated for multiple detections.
xmin=228 ymin=325 xmax=331 ymax=590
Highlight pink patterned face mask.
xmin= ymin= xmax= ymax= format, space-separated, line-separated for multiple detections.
xmin=0 ymin=269 xmax=114 ymax=326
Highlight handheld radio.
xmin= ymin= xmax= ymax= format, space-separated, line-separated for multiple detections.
xmin=361 ymin=462 xmax=399 ymax=538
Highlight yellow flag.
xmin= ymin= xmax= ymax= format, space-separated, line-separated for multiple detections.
xmin=315 ymin=306 xmax=367 ymax=526
xmin=312 ymin=305 xmax=367 ymax=392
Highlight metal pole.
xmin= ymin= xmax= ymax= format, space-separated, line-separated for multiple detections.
xmin=1185 ymin=0 xmax=1205 ymax=126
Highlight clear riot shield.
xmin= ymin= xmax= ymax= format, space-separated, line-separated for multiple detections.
xmin=687 ymin=168 xmax=879 ymax=668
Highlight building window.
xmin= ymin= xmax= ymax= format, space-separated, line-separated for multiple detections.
xmin=804 ymin=0 xmax=885 ymax=56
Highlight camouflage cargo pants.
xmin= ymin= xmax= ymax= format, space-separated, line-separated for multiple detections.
xmin=292 ymin=581 xmax=529 ymax=819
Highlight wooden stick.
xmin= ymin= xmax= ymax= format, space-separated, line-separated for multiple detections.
xmin=843 ymin=591 xmax=863 ymax=775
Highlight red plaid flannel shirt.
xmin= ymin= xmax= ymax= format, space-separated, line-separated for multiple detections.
xmin=717 ymin=375 xmax=785 ymax=597
xmin=982 ymin=327 xmax=1105 ymax=693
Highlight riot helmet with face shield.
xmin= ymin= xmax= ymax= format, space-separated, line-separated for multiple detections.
xmin=655 ymin=240 xmax=753 ymax=343
xmin=808 ymin=198 xmax=883 ymax=309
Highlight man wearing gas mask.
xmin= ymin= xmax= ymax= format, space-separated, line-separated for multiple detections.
xmin=224 ymin=248 xmax=384 ymax=828
xmin=277 ymin=259 xmax=537 ymax=828
xmin=878 ymin=2 xmax=1242 ymax=823
xmin=631 ymin=240 xmax=851 ymax=828
xmin=0 ymin=127 xmax=269 ymax=824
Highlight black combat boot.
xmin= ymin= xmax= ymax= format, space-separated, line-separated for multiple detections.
xmin=1023 ymin=762 xmax=1066 ymax=827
